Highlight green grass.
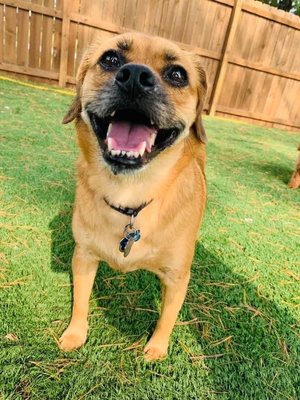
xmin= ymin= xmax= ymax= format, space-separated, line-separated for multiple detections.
xmin=0 ymin=77 xmax=299 ymax=400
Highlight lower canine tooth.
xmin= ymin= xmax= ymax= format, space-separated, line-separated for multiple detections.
xmin=139 ymin=141 xmax=146 ymax=157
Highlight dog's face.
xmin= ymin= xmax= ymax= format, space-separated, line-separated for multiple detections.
xmin=64 ymin=33 xmax=207 ymax=174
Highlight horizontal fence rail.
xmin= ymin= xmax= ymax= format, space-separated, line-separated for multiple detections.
xmin=0 ymin=0 xmax=299 ymax=131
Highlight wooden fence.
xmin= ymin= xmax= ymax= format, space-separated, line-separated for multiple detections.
xmin=0 ymin=0 xmax=300 ymax=131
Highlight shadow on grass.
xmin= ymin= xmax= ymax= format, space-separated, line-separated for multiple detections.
xmin=49 ymin=208 xmax=74 ymax=275
xmin=49 ymin=209 xmax=299 ymax=398
xmin=255 ymin=162 xmax=293 ymax=186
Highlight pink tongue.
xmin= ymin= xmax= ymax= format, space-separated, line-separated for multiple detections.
xmin=107 ymin=121 xmax=156 ymax=152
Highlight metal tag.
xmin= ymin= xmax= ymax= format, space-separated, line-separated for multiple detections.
xmin=123 ymin=237 xmax=134 ymax=257
xmin=119 ymin=225 xmax=141 ymax=257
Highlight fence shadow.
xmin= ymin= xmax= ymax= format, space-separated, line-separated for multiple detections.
xmin=49 ymin=209 xmax=299 ymax=397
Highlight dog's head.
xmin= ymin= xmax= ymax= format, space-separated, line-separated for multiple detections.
xmin=63 ymin=33 xmax=207 ymax=174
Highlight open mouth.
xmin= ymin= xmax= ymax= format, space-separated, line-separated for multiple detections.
xmin=86 ymin=108 xmax=182 ymax=172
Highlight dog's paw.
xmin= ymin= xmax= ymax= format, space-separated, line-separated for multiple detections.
xmin=143 ymin=339 xmax=168 ymax=362
xmin=59 ymin=327 xmax=87 ymax=352
xmin=288 ymin=180 xmax=299 ymax=189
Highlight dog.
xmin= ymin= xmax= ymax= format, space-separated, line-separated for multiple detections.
xmin=288 ymin=145 xmax=300 ymax=189
xmin=59 ymin=32 xmax=207 ymax=361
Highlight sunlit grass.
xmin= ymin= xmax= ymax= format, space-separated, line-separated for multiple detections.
xmin=0 ymin=78 xmax=299 ymax=399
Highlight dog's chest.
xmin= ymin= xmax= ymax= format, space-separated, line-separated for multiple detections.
xmin=76 ymin=204 xmax=161 ymax=272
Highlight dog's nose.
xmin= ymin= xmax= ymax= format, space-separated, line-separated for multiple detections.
xmin=115 ymin=64 xmax=155 ymax=99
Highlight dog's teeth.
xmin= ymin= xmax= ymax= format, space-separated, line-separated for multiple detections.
xmin=150 ymin=133 xmax=156 ymax=146
xmin=107 ymin=137 xmax=113 ymax=152
xmin=127 ymin=151 xmax=133 ymax=158
xmin=133 ymin=151 xmax=139 ymax=158
xmin=139 ymin=142 xmax=146 ymax=157
xmin=110 ymin=111 xmax=116 ymax=117
xmin=121 ymin=150 xmax=126 ymax=156
xmin=150 ymin=119 xmax=154 ymax=126
xmin=111 ymin=149 xmax=121 ymax=156
xmin=146 ymin=133 xmax=157 ymax=153
xmin=107 ymin=123 xmax=112 ymax=137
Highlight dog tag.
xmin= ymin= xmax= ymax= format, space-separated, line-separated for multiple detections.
xmin=123 ymin=237 xmax=135 ymax=257
xmin=119 ymin=226 xmax=141 ymax=257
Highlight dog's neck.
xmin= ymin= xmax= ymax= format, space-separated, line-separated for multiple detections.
xmin=103 ymin=197 xmax=153 ymax=257
xmin=104 ymin=197 xmax=153 ymax=217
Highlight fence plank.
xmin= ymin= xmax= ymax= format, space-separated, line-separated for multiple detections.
xmin=66 ymin=22 xmax=78 ymax=78
xmin=0 ymin=62 xmax=58 ymax=79
xmin=58 ymin=0 xmax=70 ymax=86
xmin=40 ymin=0 xmax=54 ymax=71
xmin=3 ymin=5 xmax=17 ymax=64
xmin=0 ymin=3 xmax=4 ymax=63
xmin=216 ymin=104 xmax=300 ymax=129
xmin=132 ymin=0 xmax=149 ymax=32
xmin=29 ymin=0 xmax=44 ymax=69
xmin=16 ymin=8 xmax=29 ymax=67
xmin=242 ymin=0 xmax=300 ymax=29
xmin=111 ymin=0 xmax=126 ymax=27
xmin=228 ymin=56 xmax=300 ymax=82
xmin=51 ymin=0 xmax=62 ymax=72
xmin=209 ymin=0 xmax=241 ymax=115
xmin=123 ymin=0 xmax=137 ymax=29
xmin=101 ymin=0 xmax=116 ymax=24
xmin=66 ymin=0 xmax=80 ymax=77
xmin=4 ymin=0 xmax=62 ymax=18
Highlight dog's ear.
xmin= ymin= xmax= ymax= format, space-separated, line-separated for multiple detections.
xmin=62 ymin=95 xmax=81 ymax=124
xmin=62 ymin=47 xmax=93 ymax=124
xmin=192 ymin=56 xmax=208 ymax=144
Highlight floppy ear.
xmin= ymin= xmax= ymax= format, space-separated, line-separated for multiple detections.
xmin=62 ymin=95 xmax=81 ymax=124
xmin=193 ymin=57 xmax=208 ymax=144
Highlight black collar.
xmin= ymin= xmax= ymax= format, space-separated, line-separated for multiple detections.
xmin=104 ymin=197 xmax=153 ymax=218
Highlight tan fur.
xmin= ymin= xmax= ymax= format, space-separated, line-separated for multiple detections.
xmin=288 ymin=145 xmax=300 ymax=189
xmin=59 ymin=33 xmax=207 ymax=361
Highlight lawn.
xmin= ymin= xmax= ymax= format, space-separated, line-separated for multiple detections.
xmin=0 ymin=77 xmax=299 ymax=400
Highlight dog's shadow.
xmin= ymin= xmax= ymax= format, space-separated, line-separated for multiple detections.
xmin=50 ymin=208 xmax=299 ymax=392
xmin=250 ymin=161 xmax=293 ymax=186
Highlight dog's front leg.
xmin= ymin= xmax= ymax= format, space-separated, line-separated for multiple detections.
xmin=144 ymin=271 xmax=190 ymax=361
xmin=59 ymin=245 xmax=99 ymax=351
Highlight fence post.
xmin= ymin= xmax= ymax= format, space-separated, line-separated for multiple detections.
xmin=208 ymin=0 xmax=242 ymax=116
xmin=59 ymin=0 xmax=70 ymax=87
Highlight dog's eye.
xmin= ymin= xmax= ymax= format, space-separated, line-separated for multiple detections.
xmin=99 ymin=51 xmax=122 ymax=71
xmin=164 ymin=66 xmax=188 ymax=87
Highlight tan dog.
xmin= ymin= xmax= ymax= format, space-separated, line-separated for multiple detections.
xmin=59 ymin=32 xmax=207 ymax=361
xmin=288 ymin=145 xmax=300 ymax=189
